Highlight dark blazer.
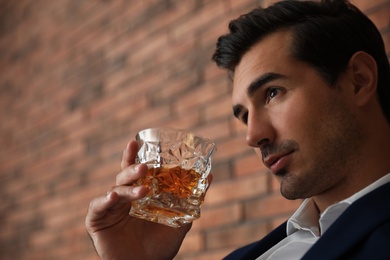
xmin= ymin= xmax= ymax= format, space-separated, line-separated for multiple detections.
xmin=224 ymin=182 xmax=390 ymax=260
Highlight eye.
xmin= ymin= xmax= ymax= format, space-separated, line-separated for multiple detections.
xmin=266 ymin=87 xmax=281 ymax=102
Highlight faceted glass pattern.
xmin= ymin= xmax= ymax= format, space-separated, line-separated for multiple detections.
xmin=129 ymin=128 xmax=216 ymax=227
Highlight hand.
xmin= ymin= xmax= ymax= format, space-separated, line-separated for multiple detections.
xmin=85 ymin=140 xmax=192 ymax=260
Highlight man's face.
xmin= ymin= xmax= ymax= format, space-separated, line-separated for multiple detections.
xmin=232 ymin=31 xmax=363 ymax=200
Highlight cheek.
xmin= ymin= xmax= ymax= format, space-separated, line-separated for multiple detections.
xmin=272 ymin=99 xmax=313 ymax=139
xmin=271 ymin=96 xmax=326 ymax=155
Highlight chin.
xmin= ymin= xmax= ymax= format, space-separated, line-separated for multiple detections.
xmin=279 ymin=178 xmax=310 ymax=200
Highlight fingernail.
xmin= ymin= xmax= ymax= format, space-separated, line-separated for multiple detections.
xmin=106 ymin=191 xmax=112 ymax=200
xmin=132 ymin=186 xmax=142 ymax=195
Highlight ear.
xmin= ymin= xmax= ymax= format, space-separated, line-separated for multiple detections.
xmin=347 ymin=51 xmax=378 ymax=106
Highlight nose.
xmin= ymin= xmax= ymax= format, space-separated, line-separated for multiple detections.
xmin=245 ymin=111 xmax=273 ymax=149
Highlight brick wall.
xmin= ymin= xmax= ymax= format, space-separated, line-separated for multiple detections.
xmin=0 ymin=0 xmax=389 ymax=259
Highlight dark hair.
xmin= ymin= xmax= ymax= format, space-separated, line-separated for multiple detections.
xmin=212 ymin=0 xmax=390 ymax=121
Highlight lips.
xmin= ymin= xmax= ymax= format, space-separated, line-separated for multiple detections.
xmin=263 ymin=150 xmax=294 ymax=174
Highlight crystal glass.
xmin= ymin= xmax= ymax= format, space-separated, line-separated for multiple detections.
xmin=129 ymin=127 xmax=217 ymax=228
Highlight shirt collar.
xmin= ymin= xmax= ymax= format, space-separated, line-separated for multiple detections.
xmin=287 ymin=173 xmax=390 ymax=237
xmin=287 ymin=198 xmax=320 ymax=237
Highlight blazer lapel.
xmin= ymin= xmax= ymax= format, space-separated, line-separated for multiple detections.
xmin=302 ymin=182 xmax=390 ymax=259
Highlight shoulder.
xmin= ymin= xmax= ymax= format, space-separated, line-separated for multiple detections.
xmin=346 ymin=220 xmax=390 ymax=259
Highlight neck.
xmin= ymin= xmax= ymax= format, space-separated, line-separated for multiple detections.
xmin=313 ymin=117 xmax=390 ymax=213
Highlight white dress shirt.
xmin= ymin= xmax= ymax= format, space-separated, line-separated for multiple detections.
xmin=257 ymin=173 xmax=390 ymax=260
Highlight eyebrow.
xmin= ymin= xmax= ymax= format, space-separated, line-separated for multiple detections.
xmin=247 ymin=72 xmax=287 ymax=96
xmin=233 ymin=72 xmax=287 ymax=120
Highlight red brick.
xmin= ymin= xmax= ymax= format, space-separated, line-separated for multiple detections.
xmin=206 ymin=173 xmax=268 ymax=205
xmin=203 ymin=61 xmax=228 ymax=82
xmin=164 ymin=109 xmax=202 ymax=130
xmin=269 ymin=215 xmax=291 ymax=231
xmin=171 ymin=0 xmax=227 ymax=39
xmin=195 ymin=119 xmax=231 ymax=142
xmin=233 ymin=152 xmax=267 ymax=176
xmin=227 ymin=0 xmax=257 ymax=13
xmin=213 ymin=135 xmax=253 ymax=162
xmin=192 ymin=202 xmax=243 ymax=230
xmin=354 ymin=0 xmax=390 ymax=12
xmin=382 ymin=32 xmax=390 ymax=54
xmin=244 ymin=193 xmax=302 ymax=220
xmin=203 ymin=95 xmax=233 ymax=122
xmin=173 ymin=78 xmax=230 ymax=114
xmin=0 ymin=1 xmax=388 ymax=259
xmin=366 ymin=5 xmax=390 ymax=31
xmin=208 ymin=160 xmax=232 ymax=182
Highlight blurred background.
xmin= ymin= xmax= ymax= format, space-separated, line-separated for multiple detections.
xmin=0 ymin=0 xmax=389 ymax=259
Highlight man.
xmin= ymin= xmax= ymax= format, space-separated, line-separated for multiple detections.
xmin=85 ymin=0 xmax=390 ymax=259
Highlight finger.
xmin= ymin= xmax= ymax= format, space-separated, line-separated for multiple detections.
xmin=86 ymin=186 xmax=149 ymax=227
xmin=121 ymin=140 xmax=139 ymax=170
xmin=116 ymin=163 xmax=148 ymax=186
xmin=108 ymin=185 xmax=149 ymax=204
xmin=86 ymin=192 xmax=120 ymax=225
